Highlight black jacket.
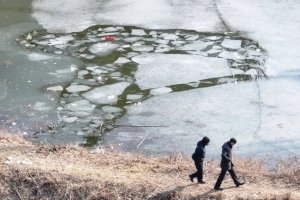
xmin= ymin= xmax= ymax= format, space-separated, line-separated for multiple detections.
xmin=220 ymin=141 xmax=234 ymax=170
xmin=192 ymin=141 xmax=206 ymax=163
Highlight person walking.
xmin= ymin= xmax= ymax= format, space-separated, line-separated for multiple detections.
xmin=189 ymin=136 xmax=210 ymax=184
xmin=214 ymin=138 xmax=244 ymax=191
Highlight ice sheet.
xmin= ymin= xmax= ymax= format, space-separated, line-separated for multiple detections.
xmin=256 ymin=78 xmax=300 ymax=156
xmin=104 ymin=82 xmax=262 ymax=156
xmin=132 ymin=53 xmax=231 ymax=90
xmin=217 ymin=0 xmax=300 ymax=76
xmin=32 ymin=0 xmax=226 ymax=33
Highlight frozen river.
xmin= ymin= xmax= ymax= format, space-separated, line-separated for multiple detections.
xmin=0 ymin=0 xmax=300 ymax=159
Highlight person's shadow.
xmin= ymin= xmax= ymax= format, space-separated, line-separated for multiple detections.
xmin=193 ymin=186 xmax=237 ymax=199
xmin=148 ymin=185 xmax=236 ymax=199
xmin=147 ymin=184 xmax=194 ymax=199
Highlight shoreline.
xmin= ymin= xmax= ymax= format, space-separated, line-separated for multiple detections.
xmin=1 ymin=132 xmax=299 ymax=199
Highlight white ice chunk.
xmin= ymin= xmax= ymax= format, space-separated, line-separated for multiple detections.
xmin=77 ymin=70 xmax=89 ymax=76
xmin=47 ymin=86 xmax=63 ymax=91
xmin=121 ymin=45 xmax=130 ymax=48
xmin=62 ymin=117 xmax=77 ymax=123
xmin=124 ymin=37 xmax=142 ymax=42
xmin=207 ymin=49 xmax=222 ymax=54
xmin=66 ymin=85 xmax=91 ymax=93
xmin=171 ymin=41 xmax=186 ymax=45
xmin=110 ymin=72 xmax=121 ymax=77
xmin=205 ymin=36 xmax=222 ymax=41
xmin=150 ymin=87 xmax=172 ymax=96
xmin=131 ymin=45 xmax=154 ymax=52
xmin=114 ymin=57 xmax=131 ymax=64
xmin=154 ymin=39 xmax=169 ymax=44
xmin=247 ymin=49 xmax=265 ymax=56
xmin=49 ymin=35 xmax=74 ymax=46
xmin=218 ymin=51 xmax=246 ymax=60
xmin=149 ymin=31 xmax=157 ymax=35
xmin=64 ymin=99 xmax=95 ymax=111
xmin=164 ymin=34 xmax=178 ymax=40
xmin=127 ymin=94 xmax=143 ymax=100
xmin=28 ymin=53 xmax=52 ymax=61
xmin=205 ymin=41 xmax=214 ymax=46
xmin=86 ymin=66 xmax=100 ymax=71
xmin=35 ymin=41 xmax=49 ymax=45
xmin=97 ymin=32 xmax=119 ymax=37
xmin=69 ymin=111 xmax=92 ymax=117
xmin=186 ymin=35 xmax=199 ymax=41
xmin=212 ymin=45 xmax=222 ymax=50
xmin=102 ymin=106 xmax=123 ymax=113
xmin=131 ymin=29 xmax=147 ymax=36
xmin=93 ymin=69 xmax=103 ymax=74
xmin=89 ymin=42 xmax=119 ymax=56
xmin=132 ymin=54 xmax=231 ymax=90
xmin=82 ymin=82 xmax=130 ymax=104
xmin=103 ymin=27 xmax=118 ymax=32
xmin=176 ymin=41 xmax=208 ymax=51
xmin=127 ymin=52 xmax=140 ymax=58
xmin=221 ymin=39 xmax=242 ymax=49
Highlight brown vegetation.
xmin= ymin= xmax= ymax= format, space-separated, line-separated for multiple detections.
xmin=0 ymin=132 xmax=299 ymax=199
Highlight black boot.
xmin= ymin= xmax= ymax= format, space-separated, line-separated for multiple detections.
xmin=236 ymin=182 xmax=244 ymax=187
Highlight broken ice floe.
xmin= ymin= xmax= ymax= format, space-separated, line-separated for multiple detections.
xmin=89 ymin=42 xmax=119 ymax=56
xmin=221 ymin=39 xmax=242 ymax=49
xmin=64 ymin=99 xmax=95 ymax=112
xmin=19 ymin=25 xmax=267 ymax=147
xmin=131 ymin=29 xmax=147 ymax=36
xmin=82 ymin=82 xmax=130 ymax=104
xmin=66 ymin=85 xmax=91 ymax=93
xmin=176 ymin=41 xmax=208 ymax=51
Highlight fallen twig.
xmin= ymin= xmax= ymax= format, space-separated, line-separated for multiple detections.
xmin=137 ymin=132 xmax=149 ymax=148
xmin=114 ymin=124 xmax=168 ymax=128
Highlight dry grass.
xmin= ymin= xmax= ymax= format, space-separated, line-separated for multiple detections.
xmin=0 ymin=132 xmax=299 ymax=200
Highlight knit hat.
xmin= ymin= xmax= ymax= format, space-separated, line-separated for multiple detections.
xmin=230 ymin=138 xmax=237 ymax=144
xmin=202 ymin=136 xmax=210 ymax=145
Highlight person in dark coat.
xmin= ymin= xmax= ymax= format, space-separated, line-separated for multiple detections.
xmin=189 ymin=136 xmax=210 ymax=184
xmin=214 ymin=138 xmax=244 ymax=191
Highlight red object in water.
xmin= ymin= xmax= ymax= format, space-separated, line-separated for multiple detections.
xmin=104 ymin=35 xmax=115 ymax=41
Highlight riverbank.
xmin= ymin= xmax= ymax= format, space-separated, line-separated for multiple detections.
xmin=0 ymin=132 xmax=299 ymax=199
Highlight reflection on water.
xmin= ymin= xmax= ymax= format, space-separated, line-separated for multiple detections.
xmin=12 ymin=25 xmax=268 ymax=147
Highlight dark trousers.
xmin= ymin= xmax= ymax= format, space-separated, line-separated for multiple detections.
xmin=191 ymin=162 xmax=203 ymax=181
xmin=214 ymin=168 xmax=240 ymax=188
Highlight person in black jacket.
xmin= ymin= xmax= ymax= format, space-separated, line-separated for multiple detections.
xmin=214 ymin=138 xmax=244 ymax=191
xmin=189 ymin=136 xmax=210 ymax=184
